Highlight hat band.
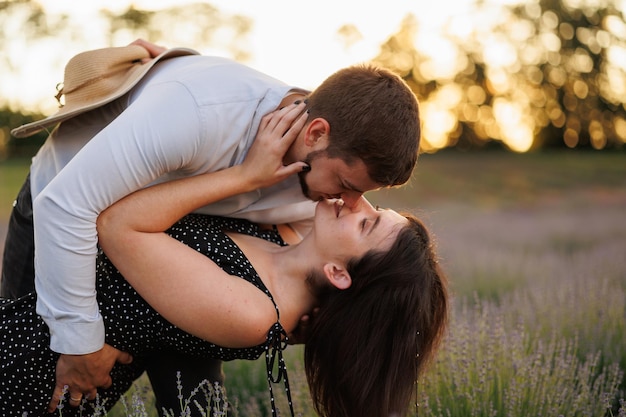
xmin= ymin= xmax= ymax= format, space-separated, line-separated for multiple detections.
xmin=54 ymin=64 xmax=143 ymax=108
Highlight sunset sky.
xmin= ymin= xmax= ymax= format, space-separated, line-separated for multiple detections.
xmin=4 ymin=0 xmax=505 ymax=111
xmin=3 ymin=0 xmax=625 ymax=152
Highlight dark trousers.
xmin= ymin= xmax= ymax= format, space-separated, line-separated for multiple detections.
xmin=1 ymin=175 xmax=36 ymax=298
xmin=1 ymin=175 xmax=224 ymax=417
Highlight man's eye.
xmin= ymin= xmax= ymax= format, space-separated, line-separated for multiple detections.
xmin=361 ymin=218 xmax=367 ymax=230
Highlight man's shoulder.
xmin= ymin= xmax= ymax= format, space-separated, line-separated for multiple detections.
xmin=153 ymin=55 xmax=277 ymax=84
xmin=140 ymin=56 xmax=295 ymax=111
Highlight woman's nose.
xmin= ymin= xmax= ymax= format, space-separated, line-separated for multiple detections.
xmin=342 ymin=195 xmax=375 ymax=214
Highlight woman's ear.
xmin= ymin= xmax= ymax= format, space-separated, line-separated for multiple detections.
xmin=323 ymin=263 xmax=352 ymax=290
xmin=304 ymin=118 xmax=330 ymax=148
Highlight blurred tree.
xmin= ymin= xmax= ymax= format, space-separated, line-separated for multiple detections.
xmin=0 ymin=1 xmax=72 ymax=74
xmin=101 ymin=3 xmax=252 ymax=62
xmin=374 ymin=0 xmax=626 ymax=152
xmin=0 ymin=107 xmax=46 ymax=160
xmin=509 ymin=0 xmax=626 ymax=150
xmin=0 ymin=0 xmax=252 ymax=158
xmin=0 ymin=0 xmax=252 ymax=91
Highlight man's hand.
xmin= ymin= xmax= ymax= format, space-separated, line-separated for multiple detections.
xmin=240 ymin=101 xmax=309 ymax=190
xmin=287 ymin=307 xmax=319 ymax=345
xmin=129 ymin=38 xmax=168 ymax=62
xmin=47 ymin=344 xmax=133 ymax=412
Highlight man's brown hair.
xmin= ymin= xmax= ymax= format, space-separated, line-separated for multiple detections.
xmin=307 ymin=64 xmax=421 ymax=186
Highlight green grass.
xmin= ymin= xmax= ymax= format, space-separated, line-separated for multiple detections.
xmin=0 ymin=157 xmax=30 ymax=218
xmin=1 ymin=150 xmax=625 ymax=416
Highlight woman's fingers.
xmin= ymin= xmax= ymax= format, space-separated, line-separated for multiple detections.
xmin=241 ymin=101 xmax=309 ymax=188
xmin=261 ymin=100 xmax=307 ymax=135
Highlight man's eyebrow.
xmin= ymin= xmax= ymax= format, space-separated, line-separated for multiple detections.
xmin=367 ymin=215 xmax=381 ymax=235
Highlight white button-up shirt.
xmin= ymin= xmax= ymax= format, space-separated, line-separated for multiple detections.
xmin=30 ymin=55 xmax=316 ymax=354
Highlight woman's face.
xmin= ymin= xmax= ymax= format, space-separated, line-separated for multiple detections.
xmin=313 ymin=196 xmax=408 ymax=261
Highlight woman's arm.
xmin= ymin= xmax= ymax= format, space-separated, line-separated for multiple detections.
xmin=99 ymin=103 xmax=307 ymax=235
xmin=97 ymin=104 xmax=308 ymax=346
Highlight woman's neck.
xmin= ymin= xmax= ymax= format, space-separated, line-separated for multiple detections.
xmin=225 ymin=231 xmax=320 ymax=332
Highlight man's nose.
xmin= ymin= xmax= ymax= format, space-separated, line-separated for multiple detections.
xmin=341 ymin=192 xmax=364 ymax=209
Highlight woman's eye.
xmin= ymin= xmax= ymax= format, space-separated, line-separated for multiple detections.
xmin=375 ymin=205 xmax=380 ymax=211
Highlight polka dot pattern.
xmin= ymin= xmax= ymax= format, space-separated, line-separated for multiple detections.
xmin=1 ymin=214 xmax=294 ymax=416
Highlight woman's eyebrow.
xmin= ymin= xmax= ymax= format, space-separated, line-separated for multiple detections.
xmin=367 ymin=215 xmax=381 ymax=235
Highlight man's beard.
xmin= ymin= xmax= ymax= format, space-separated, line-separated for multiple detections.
xmin=297 ymin=169 xmax=311 ymax=199
xmin=297 ymin=149 xmax=325 ymax=201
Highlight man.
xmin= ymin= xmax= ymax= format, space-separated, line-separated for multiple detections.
xmin=1 ymin=39 xmax=420 ymax=414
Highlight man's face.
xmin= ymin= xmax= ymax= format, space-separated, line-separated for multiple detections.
xmin=297 ymin=150 xmax=381 ymax=208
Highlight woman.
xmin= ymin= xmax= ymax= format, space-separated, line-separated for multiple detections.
xmin=1 ymin=111 xmax=448 ymax=417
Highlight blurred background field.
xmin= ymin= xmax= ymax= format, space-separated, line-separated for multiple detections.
xmin=2 ymin=0 xmax=626 ymax=414
xmin=227 ymin=150 xmax=626 ymax=416
xmin=2 ymin=150 xmax=624 ymax=416
xmin=374 ymin=151 xmax=626 ymax=416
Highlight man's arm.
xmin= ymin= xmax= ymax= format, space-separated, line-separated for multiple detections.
xmin=37 ymin=82 xmax=207 ymax=411
xmin=35 ymin=82 xmax=205 ymax=354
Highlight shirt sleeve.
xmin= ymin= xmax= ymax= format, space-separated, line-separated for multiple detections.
xmin=34 ymin=81 xmax=207 ymax=354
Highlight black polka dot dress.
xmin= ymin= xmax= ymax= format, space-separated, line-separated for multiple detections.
xmin=0 ymin=214 xmax=294 ymax=417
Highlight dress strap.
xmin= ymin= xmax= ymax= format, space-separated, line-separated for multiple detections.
xmin=265 ymin=322 xmax=295 ymax=417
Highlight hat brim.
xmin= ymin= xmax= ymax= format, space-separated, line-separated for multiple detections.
xmin=11 ymin=47 xmax=199 ymax=138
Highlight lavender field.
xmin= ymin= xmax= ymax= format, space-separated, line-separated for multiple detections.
xmin=1 ymin=151 xmax=625 ymax=416
xmin=399 ymin=152 xmax=626 ymax=416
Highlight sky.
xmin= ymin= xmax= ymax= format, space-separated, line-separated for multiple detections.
xmin=4 ymin=0 xmax=486 ymax=113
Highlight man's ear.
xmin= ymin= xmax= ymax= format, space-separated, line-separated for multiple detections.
xmin=323 ymin=263 xmax=352 ymax=290
xmin=304 ymin=118 xmax=330 ymax=148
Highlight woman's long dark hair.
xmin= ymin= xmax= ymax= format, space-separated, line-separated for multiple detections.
xmin=304 ymin=214 xmax=448 ymax=417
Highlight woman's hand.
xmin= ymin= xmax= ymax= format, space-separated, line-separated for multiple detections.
xmin=239 ymin=101 xmax=310 ymax=190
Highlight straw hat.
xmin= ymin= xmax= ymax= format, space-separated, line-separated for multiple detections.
xmin=11 ymin=44 xmax=199 ymax=138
